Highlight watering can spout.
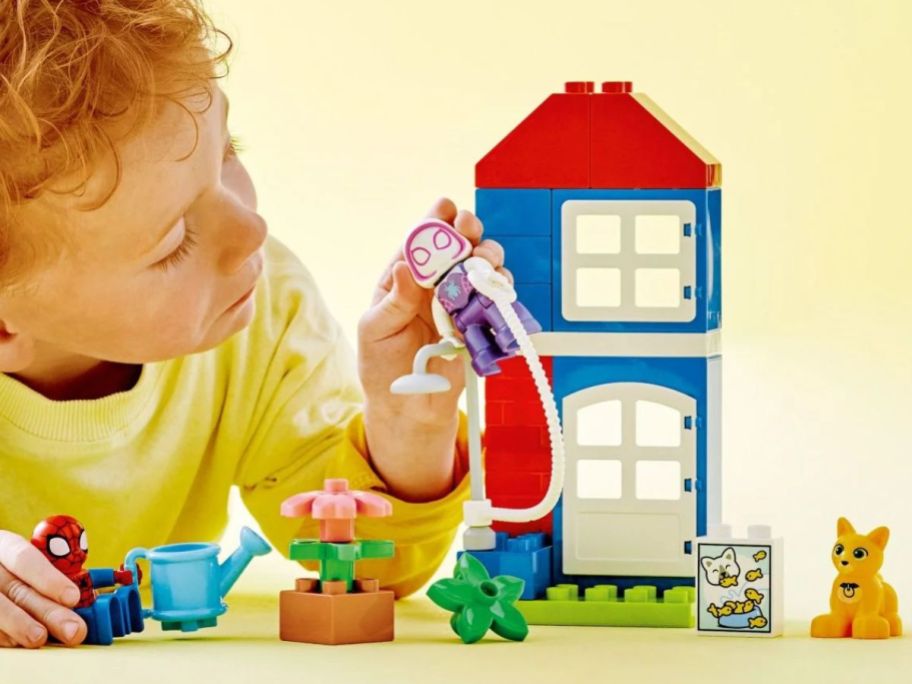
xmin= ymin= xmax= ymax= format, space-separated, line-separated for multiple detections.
xmin=218 ymin=526 xmax=271 ymax=598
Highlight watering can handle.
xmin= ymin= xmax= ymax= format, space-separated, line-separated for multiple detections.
xmin=122 ymin=547 xmax=153 ymax=619
xmin=123 ymin=547 xmax=148 ymax=586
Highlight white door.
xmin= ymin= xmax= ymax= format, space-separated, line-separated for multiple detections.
xmin=563 ymin=382 xmax=696 ymax=577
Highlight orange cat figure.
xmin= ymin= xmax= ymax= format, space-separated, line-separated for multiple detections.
xmin=810 ymin=517 xmax=902 ymax=639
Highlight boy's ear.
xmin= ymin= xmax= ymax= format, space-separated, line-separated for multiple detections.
xmin=0 ymin=319 xmax=36 ymax=372
xmin=837 ymin=517 xmax=855 ymax=537
xmin=867 ymin=526 xmax=889 ymax=551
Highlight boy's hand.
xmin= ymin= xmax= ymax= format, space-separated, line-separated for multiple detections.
xmin=358 ymin=198 xmax=508 ymax=502
xmin=0 ymin=531 xmax=87 ymax=647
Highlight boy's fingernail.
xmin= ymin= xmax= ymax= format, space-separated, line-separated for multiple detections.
xmin=62 ymin=587 xmax=80 ymax=604
xmin=62 ymin=621 xmax=80 ymax=641
xmin=28 ymin=625 xmax=46 ymax=644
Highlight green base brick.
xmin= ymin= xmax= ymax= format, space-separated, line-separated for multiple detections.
xmin=288 ymin=539 xmax=395 ymax=592
xmin=518 ymin=584 xmax=695 ymax=628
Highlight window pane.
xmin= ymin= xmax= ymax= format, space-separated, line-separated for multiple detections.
xmin=578 ymin=460 xmax=622 ymax=499
xmin=634 ymin=268 xmax=680 ymax=308
xmin=576 ymin=268 xmax=621 ymax=307
xmin=635 ymin=400 xmax=682 ymax=447
xmin=577 ymin=214 xmax=621 ymax=254
xmin=635 ymin=461 xmax=681 ymax=500
xmin=577 ymin=400 xmax=622 ymax=446
xmin=635 ymin=215 xmax=681 ymax=254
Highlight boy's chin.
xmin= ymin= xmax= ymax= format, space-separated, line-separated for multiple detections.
xmin=199 ymin=298 xmax=257 ymax=350
xmin=150 ymin=299 xmax=256 ymax=360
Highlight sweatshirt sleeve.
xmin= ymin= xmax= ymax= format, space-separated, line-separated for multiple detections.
xmin=233 ymin=238 xmax=469 ymax=597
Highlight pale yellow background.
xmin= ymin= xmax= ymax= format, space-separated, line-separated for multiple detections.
xmin=203 ymin=0 xmax=911 ymax=624
xmin=2 ymin=1 xmax=911 ymax=681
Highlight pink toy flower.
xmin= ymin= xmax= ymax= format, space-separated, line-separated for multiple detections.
xmin=280 ymin=479 xmax=392 ymax=543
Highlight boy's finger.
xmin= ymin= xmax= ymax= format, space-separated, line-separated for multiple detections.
xmin=497 ymin=265 xmax=514 ymax=285
xmin=0 ymin=568 xmax=86 ymax=646
xmin=0 ymin=590 xmax=47 ymax=648
xmin=0 ymin=631 xmax=17 ymax=648
xmin=361 ymin=262 xmax=425 ymax=340
xmin=453 ymin=209 xmax=483 ymax=245
xmin=427 ymin=197 xmax=458 ymax=223
xmin=473 ymin=239 xmax=505 ymax=269
xmin=0 ymin=531 xmax=80 ymax=606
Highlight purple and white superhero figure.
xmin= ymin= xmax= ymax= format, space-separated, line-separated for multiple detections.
xmin=403 ymin=219 xmax=541 ymax=376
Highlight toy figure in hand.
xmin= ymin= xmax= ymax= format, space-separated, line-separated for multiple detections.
xmin=31 ymin=515 xmax=143 ymax=645
xmin=403 ymin=218 xmax=541 ymax=377
xmin=31 ymin=515 xmax=133 ymax=608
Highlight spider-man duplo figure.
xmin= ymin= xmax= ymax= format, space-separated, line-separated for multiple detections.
xmin=31 ymin=515 xmax=144 ymax=645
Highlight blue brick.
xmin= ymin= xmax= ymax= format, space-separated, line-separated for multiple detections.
xmin=514 ymin=283 xmax=551 ymax=332
xmin=462 ymin=533 xmax=553 ymax=600
xmin=498 ymin=235 xmax=550 ymax=284
xmin=476 ymin=189 xmax=552 ymax=236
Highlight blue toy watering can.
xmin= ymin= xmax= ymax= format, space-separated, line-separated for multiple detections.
xmin=124 ymin=527 xmax=271 ymax=632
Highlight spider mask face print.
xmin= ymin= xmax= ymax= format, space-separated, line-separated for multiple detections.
xmin=31 ymin=514 xmax=89 ymax=578
xmin=403 ymin=220 xmax=473 ymax=288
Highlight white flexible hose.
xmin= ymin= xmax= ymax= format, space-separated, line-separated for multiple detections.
xmin=487 ymin=299 xmax=565 ymax=522
xmin=461 ymin=258 xmax=565 ymax=527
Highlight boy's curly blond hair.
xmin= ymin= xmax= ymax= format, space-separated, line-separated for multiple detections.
xmin=0 ymin=0 xmax=230 ymax=285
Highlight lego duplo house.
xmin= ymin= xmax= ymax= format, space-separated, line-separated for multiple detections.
xmin=475 ymin=81 xmax=721 ymax=626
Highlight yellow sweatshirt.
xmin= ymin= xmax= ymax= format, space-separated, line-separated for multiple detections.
xmin=0 ymin=237 xmax=468 ymax=597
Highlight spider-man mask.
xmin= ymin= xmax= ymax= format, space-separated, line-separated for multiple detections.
xmin=31 ymin=514 xmax=88 ymax=578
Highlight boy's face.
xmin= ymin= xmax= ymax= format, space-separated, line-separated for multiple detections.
xmin=0 ymin=85 xmax=266 ymax=366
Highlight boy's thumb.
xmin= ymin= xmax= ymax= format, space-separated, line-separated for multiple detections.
xmin=389 ymin=261 xmax=425 ymax=313
xmin=366 ymin=262 xmax=425 ymax=336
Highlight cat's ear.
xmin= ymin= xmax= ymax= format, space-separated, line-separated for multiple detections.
xmin=837 ymin=517 xmax=855 ymax=536
xmin=867 ymin=526 xmax=889 ymax=550
xmin=701 ymin=557 xmax=714 ymax=571
xmin=722 ymin=547 xmax=736 ymax=561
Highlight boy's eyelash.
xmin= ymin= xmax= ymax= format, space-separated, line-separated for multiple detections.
xmin=154 ymin=226 xmax=198 ymax=272
xmin=226 ymin=134 xmax=243 ymax=158
xmin=153 ymin=135 xmax=241 ymax=273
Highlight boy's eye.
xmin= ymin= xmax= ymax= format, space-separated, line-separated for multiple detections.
xmin=154 ymin=226 xmax=198 ymax=272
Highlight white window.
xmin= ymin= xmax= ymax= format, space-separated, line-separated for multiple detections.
xmin=635 ymin=268 xmax=681 ymax=308
xmin=576 ymin=268 xmax=621 ymax=308
xmin=561 ymin=200 xmax=697 ymax=323
xmin=577 ymin=460 xmax=623 ymax=499
xmin=577 ymin=400 xmax=623 ymax=446
xmin=577 ymin=214 xmax=622 ymax=254
xmin=635 ymin=400 xmax=682 ymax=447
xmin=635 ymin=215 xmax=681 ymax=254
xmin=635 ymin=461 xmax=682 ymax=500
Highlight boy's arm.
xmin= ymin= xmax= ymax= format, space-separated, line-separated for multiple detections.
xmin=233 ymin=239 xmax=469 ymax=597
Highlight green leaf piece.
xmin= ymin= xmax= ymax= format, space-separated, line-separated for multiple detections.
xmin=455 ymin=551 xmax=490 ymax=584
xmin=427 ymin=552 xmax=529 ymax=644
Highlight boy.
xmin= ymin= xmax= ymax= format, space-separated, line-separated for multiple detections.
xmin=0 ymin=1 xmax=506 ymax=648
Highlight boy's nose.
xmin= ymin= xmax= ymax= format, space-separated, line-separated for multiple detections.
xmin=219 ymin=210 xmax=268 ymax=274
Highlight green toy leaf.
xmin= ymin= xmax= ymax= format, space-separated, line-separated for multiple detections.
xmin=359 ymin=539 xmax=395 ymax=560
xmin=455 ymin=552 xmax=491 ymax=585
xmin=492 ymin=575 xmax=525 ymax=604
xmin=428 ymin=552 xmax=531 ymax=644
xmin=453 ymin=606 xmax=494 ymax=644
xmin=428 ymin=578 xmax=477 ymax=612
xmin=489 ymin=602 xmax=529 ymax=642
